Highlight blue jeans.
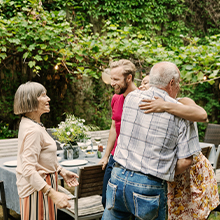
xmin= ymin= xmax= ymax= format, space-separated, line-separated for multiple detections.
xmin=102 ymin=165 xmax=167 ymax=220
xmin=102 ymin=154 xmax=115 ymax=208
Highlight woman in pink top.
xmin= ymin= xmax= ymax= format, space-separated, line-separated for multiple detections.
xmin=14 ymin=82 xmax=79 ymax=220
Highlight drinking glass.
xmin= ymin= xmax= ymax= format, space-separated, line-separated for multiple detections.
xmin=77 ymin=140 xmax=87 ymax=152
xmin=94 ymin=133 xmax=101 ymax=146
xmin=85 ymin=135 xmax=93 ymax=151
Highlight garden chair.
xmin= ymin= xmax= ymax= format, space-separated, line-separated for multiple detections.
xmin=204 ymin=123 xmax=220 ymax=148
xmin=58 ymin=164 xmax=105 ymax=220
xmin=213 ymin=145 xmax=220 ymax=174
xmin=212 ymin=145 xmax=220 ymax=216
xmin=201 ymin=145 xmax=212 ymax=159
xmin=0 ymin=181 xmax=17 ymax=220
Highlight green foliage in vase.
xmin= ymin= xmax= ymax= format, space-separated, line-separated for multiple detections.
xmin=52 ymin=113 xmax=99 ymax=144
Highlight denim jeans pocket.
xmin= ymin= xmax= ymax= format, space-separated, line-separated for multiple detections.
xmin=133 ymin=192 xmax=160 ymax=220
xmin=106 ymin=181 xmax=117 ymax=210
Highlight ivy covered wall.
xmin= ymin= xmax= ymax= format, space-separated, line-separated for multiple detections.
xmin=0 ymin=0 xmax=220 ymax=140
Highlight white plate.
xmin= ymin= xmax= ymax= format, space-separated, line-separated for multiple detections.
xmin=3 ymin=160 xmax=17 ymax=167
xmin=60 ymin=159 xmax=88 ymax=167
xmin=87 ymin=145 xmax=105 ymax=151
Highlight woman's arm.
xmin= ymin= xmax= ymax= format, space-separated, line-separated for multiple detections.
xmin=139 ymin=97 xmax=207 ymax=122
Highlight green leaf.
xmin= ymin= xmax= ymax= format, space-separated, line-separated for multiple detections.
xmin=1 ymin=47 xmax=6 ymax=52
xmin=0 ymin=53 xmax=7 ymax=59
xmin=197 ymin=72 xmax=204 ymax=80
xmin=185 ymin=65 xmax=193 ymax=70
xmin=208 ymin=80 xmax=215 ymax=85
xmin=77 ymin=67 xmax=84 ymax=73
xmin=28 ymin=44 xmax=36 ymax=51
xmin=8 ymin=38 xmax=21 ymax=44
xmin=209 ymin=70 xmax=219 ymax=78
xmin=40 ymin=44 xmax=47 ymax=50
xmin=23 ymin=52 xmax=29 ymax=59
xmin=28 ymin=61 xmax=36 ymax=68
xmin=76 ymin=55 xmax=84 ymax=62
xmin=34 ymin=55 xmax=43 ymax=61
xmin=41 ymin=35 xmax=50 ymax=41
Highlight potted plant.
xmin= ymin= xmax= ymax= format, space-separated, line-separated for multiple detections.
xmin=53 ymin=114 xmax=96 ymax=159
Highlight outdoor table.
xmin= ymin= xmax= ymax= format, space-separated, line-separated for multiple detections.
xmin=0 ymin=148 xmax=104 ymax=215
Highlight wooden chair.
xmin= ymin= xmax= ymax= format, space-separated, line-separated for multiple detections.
xmin=0 ymin=181 xmax=17 ymax=220
xmin=0 ymin=181 xmax=8 ymax=220
xmin=213 ymin=145 xmax=220 ymax=173
xmin=201 ymin=146 xmax=212 ymax=159
xmin=58 ymin=164 xmax=105 ymax=220
xmin=212 ymin=145 xmax=220 ymax=216
xmin=204 ymin=123 xmax=220 ymax=148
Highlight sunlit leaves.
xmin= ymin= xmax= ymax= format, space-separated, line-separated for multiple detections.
xmin=0 ymin=53 xmax=7 ymax=59
xmin=28 ymin=60 xmax=36 ymax=68
xmin=34 ymin=55 xmax=43 ymax=61
xmin=0 ymin=0 xmax=219 ymax=85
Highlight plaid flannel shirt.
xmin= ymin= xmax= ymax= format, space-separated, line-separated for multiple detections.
xmin=114 ymin=87 xmax=201 ymax=181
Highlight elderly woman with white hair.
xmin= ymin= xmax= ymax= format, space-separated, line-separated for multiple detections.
xmin=14 ymin=81 xmax=79 ymax=220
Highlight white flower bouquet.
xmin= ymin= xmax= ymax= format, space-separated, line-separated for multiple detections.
xmin=53 ymin=114 xmax=95 ymax=144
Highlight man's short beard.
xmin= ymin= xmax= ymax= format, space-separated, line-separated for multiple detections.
xmin=118 ymin=79 xmax=128 ymax=95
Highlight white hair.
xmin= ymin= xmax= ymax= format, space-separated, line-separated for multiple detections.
xmin=149 ymin=62 xmax=180 ymax=88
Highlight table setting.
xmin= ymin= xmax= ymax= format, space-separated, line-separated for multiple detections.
xmin=56 ymin=141 xmax=105 ymax=173
xmin=51 ymin=114 xmax=106 ymax=172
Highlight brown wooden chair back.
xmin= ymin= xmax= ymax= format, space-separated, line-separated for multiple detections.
xmin=76 ymin=164 xmax=105 ymax=198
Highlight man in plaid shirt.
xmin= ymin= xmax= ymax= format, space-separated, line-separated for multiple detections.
xmin=102 ymin=61 xmax=201 ymax=220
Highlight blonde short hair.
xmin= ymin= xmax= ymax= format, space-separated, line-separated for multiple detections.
xmin=14 ymin=82 xmax=46 ymax=115
xmin=110 ymin=59 xmax=136 ymax=81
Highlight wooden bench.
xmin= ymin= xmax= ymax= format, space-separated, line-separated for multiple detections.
xmin=0 ymin=138 xmax=18 ymax=158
